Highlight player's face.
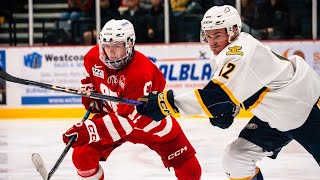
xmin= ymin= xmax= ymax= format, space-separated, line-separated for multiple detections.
xmin=204 ymin=29 xmax=229 ymax=55
xmin=102 ymin=41 xmax=127 ymax=61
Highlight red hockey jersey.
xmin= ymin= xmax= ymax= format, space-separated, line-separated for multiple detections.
xmin=81 ymin=45 xmax=180 ymax=144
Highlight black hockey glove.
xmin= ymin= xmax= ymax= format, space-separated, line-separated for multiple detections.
xmin=209 ymin=115 xmax=234 ymax=129
xmin=209 ymin=106 xmax=240 ymax=129
xmin=137 ymin=90 xmax=179 ymax=122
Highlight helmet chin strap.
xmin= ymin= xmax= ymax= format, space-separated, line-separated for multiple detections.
xmin=104 ymin=47 xmax=135 ymax=70
xmin=228 ymin=30 xmax=240 ymax=43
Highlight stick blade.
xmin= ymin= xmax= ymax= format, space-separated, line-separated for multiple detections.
xmin=32 ymin=153 xmax=49 ymax=180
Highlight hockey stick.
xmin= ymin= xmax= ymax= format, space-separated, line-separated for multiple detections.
xmin=0 ymin=67 xmax=142 ymax=106
xmin=32 ymin=102 xmax=95 ymax=180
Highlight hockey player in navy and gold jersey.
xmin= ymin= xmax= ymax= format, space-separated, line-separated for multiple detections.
xmin=62 ymin=19 xmax=201 ymax=179
xmin=137 ymin=5 xmax=320 ymax=180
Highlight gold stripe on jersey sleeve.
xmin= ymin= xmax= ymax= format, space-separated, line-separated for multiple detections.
xmin=317 ymin=99 xmax=320 ymax=109
xmin=163 ymin=90 xmax=179 ymax=116
xmin=212 ymin=79 xmax=240 ymax=106
xmin=247 ymin=88 xmax=270 ymax=112
xmin=194 ymin=89 xmax=214 ymax=118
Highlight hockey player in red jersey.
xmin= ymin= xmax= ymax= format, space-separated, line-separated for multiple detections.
xmin=62 ymin=19 xmax=201 ymax=179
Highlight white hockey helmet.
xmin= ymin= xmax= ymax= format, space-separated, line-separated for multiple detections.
xmin=201 ymin=5 xmax=242 ymax=42
xmin=99 ymin=19 xmax=136 ymax=70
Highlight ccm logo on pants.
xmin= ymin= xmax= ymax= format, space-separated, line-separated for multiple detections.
xmin=168 ymin=146 xmax=187 ymax=160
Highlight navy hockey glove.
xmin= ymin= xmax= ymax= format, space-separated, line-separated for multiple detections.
xmin=137 ymin=90 xmax=179 ymax=121
xmin=209 ymin=115 xmax=234 ymax=129
xmin=209 ymin=106 xmax=240 ymax=129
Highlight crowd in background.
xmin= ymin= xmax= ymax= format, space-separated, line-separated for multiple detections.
xmin=0 ymin=0 xmax=317 ymax=45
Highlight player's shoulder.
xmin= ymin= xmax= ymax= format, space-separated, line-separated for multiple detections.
xmin=84 ymin=45 xmax=100 ymax=60
xmin=86 ymin=45 xmax=99 ymax=55
xmin=124 ymin=50 xmax=158 ymax=79
xmin=131 ymin=51 xmax=156 ymax=70
xmin=83 ymin=45 xmax=101 ymax=66
xmin=133 ymin=51 xmax=153 ymax=62
xmin=218 ymin=33 xmax=257 ymax=61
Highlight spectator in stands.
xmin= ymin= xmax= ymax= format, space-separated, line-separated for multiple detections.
xmin=169 ymin=0 xmax=204 ymax=16
xmin=193 ymin=0 xmax=235 ymax=14
xmin=0 ymin=0 xmax=25 ymax=24
xmin=118 ymin=0 xmax=152 ymax=11
xmin=242 ymin=0 xmax=290 ymax=40
xmin=170 ymin=0 xmax=201 ymax=16
xmin=146 ymin=0 xmax=165 ymax=43
xmin=170 ymin=0 xmax=235 ymax=42
xmin=82 ymin=0 xmax=120 ymax=45
xmin=287 ymin=0 xmax=313 ymax=39
xmin=60 ymin=0 xmax=93 ymax=21
xmin=170 ymin=0 xmax=189 ymax=17
xmin=48 ymin=0 xmax=94 ymax=44
xmin=140 ymin=0 xmax=152 ymax=9
xmin=267 ymin=0 xmax=290 ymax=39
xmin=169 ymin=0 xmax=199 ymax=42
xmin=121 ymin=0 xmax=149 ymax=43
xmin=241 ymin=0 xmax=264 ymax=39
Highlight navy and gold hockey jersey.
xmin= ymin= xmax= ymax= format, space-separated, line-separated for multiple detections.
xmin=174 ymin=32 xmax=320 ymax=131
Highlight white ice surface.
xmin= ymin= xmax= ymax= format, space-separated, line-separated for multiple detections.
xmin=0 ymin=118 xmax=319 ymax=180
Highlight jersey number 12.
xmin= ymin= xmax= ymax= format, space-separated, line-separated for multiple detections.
xmin=219 ymin=63 xmax=235 ymax=79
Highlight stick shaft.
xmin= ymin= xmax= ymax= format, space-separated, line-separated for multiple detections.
xmin=0 ymin=67 xmax=142 ymax=105
xmin=47 ymin=102 xmax=95 ymax=180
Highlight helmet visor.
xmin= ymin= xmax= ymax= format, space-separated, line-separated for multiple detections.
xmin=99 ymin=41 xmax=133 ymax=70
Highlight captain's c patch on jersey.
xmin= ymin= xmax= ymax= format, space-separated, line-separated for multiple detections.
xmin=226 ymin=45 xmax=244 ymax=56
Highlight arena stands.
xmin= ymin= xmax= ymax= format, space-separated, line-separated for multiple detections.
xmin=0 ymin=0 xmax=318 ymax=46
xmin=0 ymin=0 xmax=68 ymax=46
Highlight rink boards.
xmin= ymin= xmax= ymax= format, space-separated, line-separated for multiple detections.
xmin=1 ymin=107 xmax=253 ymax=119
xmin=0 ymin=41 xmax=319 ymax=119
